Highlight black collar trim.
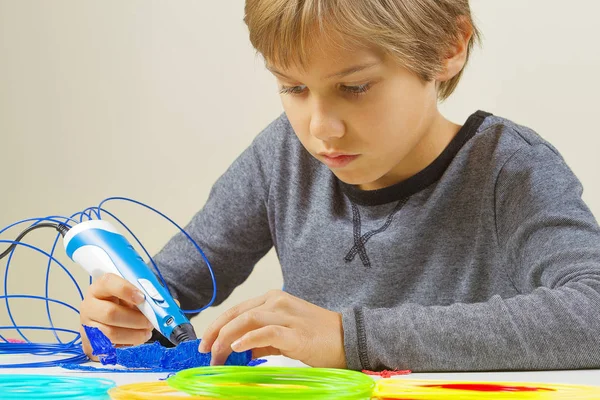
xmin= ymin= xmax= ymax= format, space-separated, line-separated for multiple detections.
xmin=340 ymin=110 xmax=492 ymax=206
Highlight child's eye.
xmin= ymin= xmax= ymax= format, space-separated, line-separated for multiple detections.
xmin=279 ymin=85 xmax=307 ymax=95
xmin=340 ymin=83 xmax=372 ymax=97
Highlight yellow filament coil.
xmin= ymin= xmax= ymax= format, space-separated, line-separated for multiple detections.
xmin=374 ymin=379 xmax=600 ymax=399
xmin=108 ymin=381 xmax=213 ymax=399
xmin=109 ymin=375 xmax=600 ymax=399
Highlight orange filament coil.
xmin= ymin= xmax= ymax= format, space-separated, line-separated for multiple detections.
xmin=374 ymin=379 xmax=600 ymax=399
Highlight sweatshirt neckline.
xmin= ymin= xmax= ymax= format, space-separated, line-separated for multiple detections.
xmin=339 ymin=110 xmax=492 ymax=207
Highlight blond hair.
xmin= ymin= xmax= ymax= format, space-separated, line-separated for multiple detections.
xmin=244 ymin=0 xmax=480 ymax=100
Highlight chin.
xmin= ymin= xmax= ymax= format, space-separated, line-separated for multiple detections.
xmin=331 ymin=170 xmax=381 ymax=188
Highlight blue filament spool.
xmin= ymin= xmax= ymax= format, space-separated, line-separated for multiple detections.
xmin=0 ymin=374 xmax=116 ymax=399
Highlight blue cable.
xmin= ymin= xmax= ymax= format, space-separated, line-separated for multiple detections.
xmin=0 ymin=326 xmax=80 ymax=338
xmin=0 ymin=295 xmax=85 ymax=368
xmin=0 ymin=351 xmax=87 ymax=369
xmin=0 ymin=295 xmax=81 ymax=351
xmin=0 ymin=214 xmax=84 ymax=345
xmin=0 ymin=217 xmax=86 ymax=366
xmin=0 ymin=350 xmax=87 ymax=369
xmin=96 ymin=196 xmax=217 ymax=313
xmin=0 ymin=240 xmax=83 ymax=310
xmin=0 ymin=341 xmax=80 ymax=355
xmin=0 ymin=216 xmax=74 ymax=236
xmin=0 ymin=295 xmax=80 ymax=315
xmin=79 ymin=206 xmax=101 ymax=221
xmin=0 ymin=197 xmax=219 ymax=370
xmin=0 ymin=238 xmax=87 ymax=368
xmin=1 ymin=239 xmax=84 ymax=344
xmin=0 ymin=347 xmax=86 ymax=368
xmin=0 ymin=296 xmax=79 ymax=347
xmin=43 ymin=211 xmax=89 ymax=345
xmin=93 ymin=207 xmax=172 ymax=293
xmin=44 ymin=231 xmax=70 ymax=344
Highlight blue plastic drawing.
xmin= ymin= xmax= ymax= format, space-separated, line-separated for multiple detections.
xmin=75 ymin=325 xmax=255 ymax=372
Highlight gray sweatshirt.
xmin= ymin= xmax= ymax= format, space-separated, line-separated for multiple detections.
xmin=153 ymin=110 xmax=600 ymax=372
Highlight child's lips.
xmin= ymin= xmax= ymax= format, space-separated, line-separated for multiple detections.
xmin=319 ymin=152 xmax=360 ymax=168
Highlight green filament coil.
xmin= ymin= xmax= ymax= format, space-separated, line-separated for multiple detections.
xmin=167 ymin=366 xmax=375 ymax=399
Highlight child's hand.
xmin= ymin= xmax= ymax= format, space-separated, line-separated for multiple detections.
xmin=198 ymin=290 xmax=346 ymax=368
xmin=79 ymin=273 xmax=154 ymax=360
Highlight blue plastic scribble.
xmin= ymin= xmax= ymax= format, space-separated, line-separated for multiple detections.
xmin=247 ymin=358 xmax=268 ymax=366
xmin=83 ymin=325 xmax=117 ymax=365
xmin=81 ymin=326 xmax=254 ymax=372
xmin=59 ymin=363 xmax=139 ymax=373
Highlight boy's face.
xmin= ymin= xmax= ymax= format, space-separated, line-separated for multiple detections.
xmin=268 ymin=37 xmax=447 ymax=191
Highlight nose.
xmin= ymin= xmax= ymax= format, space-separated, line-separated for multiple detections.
xmin=309 ymin=101 xmax=345 ymax=141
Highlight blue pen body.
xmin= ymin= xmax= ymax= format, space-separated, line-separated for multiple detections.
xmin=63 ymin=220 xmax=196 ymax=345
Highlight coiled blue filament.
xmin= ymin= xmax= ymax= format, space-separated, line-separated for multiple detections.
xmin=0 ymin=374 xmax=115 ymax=399
xmin=0 ymin=196 xmax=217 ymax=368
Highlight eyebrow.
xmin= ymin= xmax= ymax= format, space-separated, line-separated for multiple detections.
xmin=267 ymin=62 xmax=381 ymax=81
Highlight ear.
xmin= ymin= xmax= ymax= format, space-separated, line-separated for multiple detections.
xmin=436 ymin=16 xmax=473 ymax=82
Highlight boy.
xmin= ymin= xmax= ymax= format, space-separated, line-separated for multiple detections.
xmin=79 ymin=0 xmax=600 ymax=371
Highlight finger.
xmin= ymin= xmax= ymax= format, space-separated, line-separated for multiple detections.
xmin=209 ymin=311 xmax=286 ymax=366
xmin=84 ymin=321 xmax=153 ymax=345
xmin=230 ymin=325 xmax=296 ymax=354
xmin=251 ymin=346 xmax=282 ymax=359
xmin=199 ymin=294 xmax=269 ymax=353
xmin=118 ymin=298 xmax=140 ymax=310
xmin=89 ymin=273 xmax=146 ymax=306
xmin=83 ymin=297 xmax=153 ymax=330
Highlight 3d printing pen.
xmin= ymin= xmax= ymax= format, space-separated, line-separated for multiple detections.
xmin=61 ymin=220 xmax=197 ymax=345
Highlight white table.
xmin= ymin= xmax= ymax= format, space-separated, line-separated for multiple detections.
xmin=1 ymin=354 xmax=599 ymax=387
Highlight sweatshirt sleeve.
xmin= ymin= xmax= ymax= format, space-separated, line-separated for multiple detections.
xmin=341 ymin=143 xmax=600 ymax=371
xmin=150 ymin=122 xmax=279 ymax=315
